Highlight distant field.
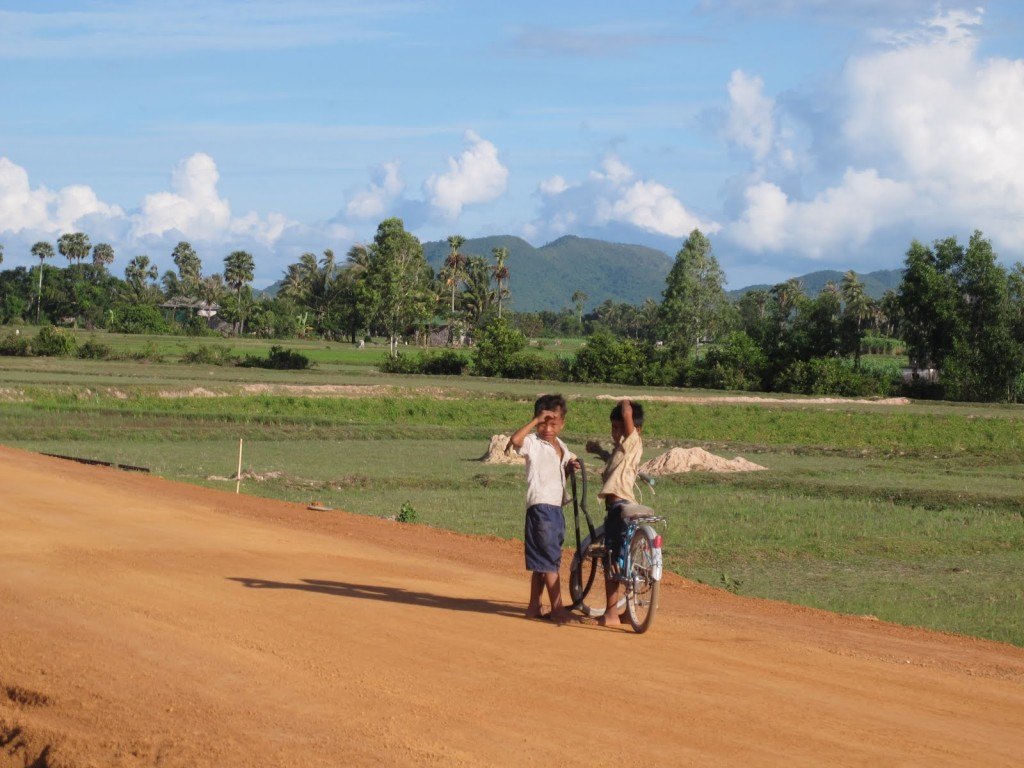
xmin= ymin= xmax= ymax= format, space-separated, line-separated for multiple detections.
xmin=2 ymin=329 xmax=1022 ymax=646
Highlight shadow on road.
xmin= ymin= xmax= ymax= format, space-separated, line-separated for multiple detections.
xmin=228 ymin=577 xmax=523 ymax=618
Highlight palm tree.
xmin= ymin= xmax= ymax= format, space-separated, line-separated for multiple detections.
xmin=171 ymin=241 xmax=202 ymax=296
xmin=124 ymin=255 xmax=159 ymax=303
xmin=31 ymin=241 xmax=55 ymax=324
xmin=444 ymin=235 xmax=467 ymax=314
xmin=841 ymin=270 xmax=872 ymax=369
xmin=224 ymin=250 xmax=255 ymax=336
xmin=491 ymin=246 xmax=510 ymax=318
xmin=461 ymin=256 xmax=494 ymax=325
xmin=57 ymin=232 xmax=91 ymax=267
xmin=571 ymin=290 xmax=588 ymax=324
xmin=92 ymin=243 xmax=115 ymax=272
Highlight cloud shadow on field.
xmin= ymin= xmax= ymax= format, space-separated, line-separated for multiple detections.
xmin=228 ymin=577 xmax=523 ymax=619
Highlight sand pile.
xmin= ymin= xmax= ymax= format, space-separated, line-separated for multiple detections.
xmin=480 ymin=435 xmax=524 ymax=465
xmin=639 ymin=447 xmax=766 ymax=475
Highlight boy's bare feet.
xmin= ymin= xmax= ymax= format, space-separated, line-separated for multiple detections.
xmin=549 ymin=608 xmax=574 ymax=625
xmin=525 ymin=607 xmax=544 ymax=619
xmin=598 ymin=611 xmax=628 ymax=627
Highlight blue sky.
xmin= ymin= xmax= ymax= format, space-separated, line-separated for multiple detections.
xmin=2 ymin=1 xmax=1024 ymax=290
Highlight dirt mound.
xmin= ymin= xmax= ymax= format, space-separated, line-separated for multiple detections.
xmin=480 ymin=434 xmax=524 ymax=464
xmin=639 ymin=446 xmax=766 ymax=475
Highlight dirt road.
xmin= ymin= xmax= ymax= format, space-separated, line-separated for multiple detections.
xmin=2 ymin=445 xmax=1023 ymax=767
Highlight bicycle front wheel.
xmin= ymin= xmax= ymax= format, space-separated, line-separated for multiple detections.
xmin=625 ymin=525 xmax=661 ymax=634
xmin=569 ymin=525 xmax=604 ymax=616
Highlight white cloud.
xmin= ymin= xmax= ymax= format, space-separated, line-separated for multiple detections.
xmin=724 ymin=70 xmax=776 ymax=163
xmin=0 ymin=156 xmax=124 ymax=235
xmin=345 ymin=161 xmax=404 ymax=219
xmin=538 ymin=175 xmax=571 ymax=196
xmin=134 ymin=153 xmax=292 ymax=245
xmin=732 ymin=169 xmax=915 ymax=257
xmin=728 ymin=8 xmax=1024 ymax=256
xmin=534 ymin=154 xmax=719 ymax=240
xmin=424 ymin=131 xmax=509 ymax=218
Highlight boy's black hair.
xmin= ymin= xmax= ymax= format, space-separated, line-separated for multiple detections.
xmin=610 ymin=400 xmax=644 ymax=427
xmin=534 ymin=393 xmax=567 ymax=416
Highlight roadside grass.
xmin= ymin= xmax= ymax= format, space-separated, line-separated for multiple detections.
xmin=3 ymin=353 xmax=1024 ymax=646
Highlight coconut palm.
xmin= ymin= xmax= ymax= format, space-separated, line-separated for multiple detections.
xmin=31 ymin=241 xmax=55 ymax=324
xmin=461 ymin=256 xmax=495 ymax=325
xmin=124 ymin=255 xmax=160 ymax=303
xmin=841 ymin=270 xmax=873 ymax=369
xmin=171 ymin=242 xmax=202 ymax=295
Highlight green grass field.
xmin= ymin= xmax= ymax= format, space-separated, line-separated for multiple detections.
xmin=2 ymin=330 xmax=1023 ymax=646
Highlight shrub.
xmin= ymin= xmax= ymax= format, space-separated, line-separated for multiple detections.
xmin=501 ymin=351 xmax=567 ymax=381
xmin=472 ymin=319 xmax=527 ymax=377
xmin=775 ymin=357 xmax=897 ymax=397
xmin=239 ymin=346 xmax=311 ymax=370
xmin=0 ymin=331 xmax=30 ymax=356
xmin=568 ymin=330 xmax=646 ymax=384
xmin=180 ymin=344 xmax=237 ymax=366
xmin=396 ymin=502 xmax=418 ymax=523
xmin=77 ymin=337 xmax=114 ymax=360
xmin=123 ymin=340 xmax=165 ymax=363
xmin=689 ymin=332 xmax=767 ymax=391
xmin=379 ymin=350 xmax=471 ymax=376
xmin=108 ymin=304 xmax=171 ymax=335
xmin=32 ymin=325 xmax=77 ymax=357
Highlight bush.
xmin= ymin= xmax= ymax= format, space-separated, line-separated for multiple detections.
xmin=501 ymin=351 xmax=568 ymax=381
xmin=775 ymin=357 xmax=897 ymax=397
xmin=568 ymin=330 xmax=646 ymax=384
xmin=123 ymin=340 xmax=165 ymax=363
xmin=108 ymin=304 xmax=171 ymax=335
xmin=180 ymin=344 xmax=237 ymax=366
xmin=77 ymin=337 xmax=114 ymax=360
xmin=379 ymin=350 xmax=471 ymax=376
xmin=0 ymin=331 xmax=30 ymax=356
xmin=32 ymin=325 xmax=77 ymax=357
xmin=239 ymin=346 xmax=311 ymax=370
xmin=472 ymin=319 xmax=527 ymax=377
xmin=688 ymin=332 xmax=767 ymax=391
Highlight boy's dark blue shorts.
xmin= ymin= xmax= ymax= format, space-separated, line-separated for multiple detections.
xmin=524 ymin=504 xmax=565 ymax=573
xmin=604 ymin=500 xmax=627 ymax=564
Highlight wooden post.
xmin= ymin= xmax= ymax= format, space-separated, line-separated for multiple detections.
xmin=235 ymin=438 xmax=243 ymax=494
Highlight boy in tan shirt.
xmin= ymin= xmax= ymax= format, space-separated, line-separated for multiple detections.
xmin=586 ymin=398 xmax=644 ymax=627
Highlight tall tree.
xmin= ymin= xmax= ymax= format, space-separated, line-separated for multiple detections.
xmin=91 ymin=243 xmax=115 ymax=274
xmin=57 ymin=232 xmax=91 ymax=267
xmin=840 ymin=270 xmax=872 ymax=369
xmin=658 ymin=229 xmax=728 ymax=353
xmin=171 ymin=241 xmax=202 ymax=295
xmin=123 ymin=255 xmax=160 ymax=303
xmin=31 ymin=241 xmax=55 ymax=324
xmin=224 ymin=250 xmax=255 ymax=336
xmin=491 ymin=247 xmax=510 ymax=318
xmin=444 ymin=235 xmax=467 ymax=314
xmin=572 ymin=290 xmax=588 ymax=324
xmin=364 ymin=218 xmax=434 ymax=356
xmin=461 ymin=256 xmax=494 ymax=326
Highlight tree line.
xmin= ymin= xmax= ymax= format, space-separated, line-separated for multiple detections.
xmin=2 ymin=220 xmax=1022 ymax=402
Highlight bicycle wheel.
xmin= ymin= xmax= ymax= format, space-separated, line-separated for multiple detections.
xmin=625 ymin=525 xmax=661 ymax=634
xmin=569 ymin=525 xmax=604 ymax=616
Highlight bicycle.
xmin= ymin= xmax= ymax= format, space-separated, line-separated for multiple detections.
xmin=567 ymin=459 xmax=665 ymax=633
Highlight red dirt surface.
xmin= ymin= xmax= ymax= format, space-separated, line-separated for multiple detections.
xmin=2 ymin=445 xmax=1023 ymax=767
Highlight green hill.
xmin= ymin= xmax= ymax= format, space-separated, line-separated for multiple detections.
xmin=422 ymin=234 xmax=672 ymax=312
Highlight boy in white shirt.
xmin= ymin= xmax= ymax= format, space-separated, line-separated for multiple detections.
xmin=507 ymin=394 xmax=579 ymax=623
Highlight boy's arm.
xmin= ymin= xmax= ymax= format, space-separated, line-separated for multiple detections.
xmin=620 ymin=398 xmax=636 ymax=437
xmin=507 ymin=413 xmax=548 ymax=451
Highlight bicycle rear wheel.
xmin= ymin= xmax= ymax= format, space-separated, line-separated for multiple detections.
xmin=625 ymin=525 xmax=661 ymax=633
xmin=569 ymin=525 xmax=604 ymax=616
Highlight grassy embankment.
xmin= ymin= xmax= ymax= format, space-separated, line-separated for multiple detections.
xmin=1 ymin=336 xmax=1022 ymax=646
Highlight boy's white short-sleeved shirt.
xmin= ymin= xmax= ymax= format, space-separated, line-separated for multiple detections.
xmin=517 ymin=433 xmax=576 ymax=507
xmin=598 ymin=429 xmax=643 ymax=504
